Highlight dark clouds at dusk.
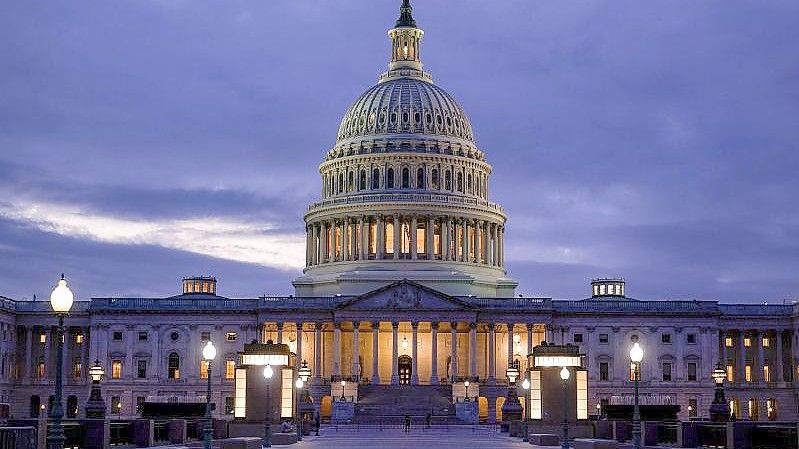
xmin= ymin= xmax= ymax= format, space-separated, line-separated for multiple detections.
xmin=1 ymin=0 xmax=797 ymax=302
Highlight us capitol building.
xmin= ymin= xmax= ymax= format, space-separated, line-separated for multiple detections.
xmin=1 ymin=0 xmax=797 ymax=424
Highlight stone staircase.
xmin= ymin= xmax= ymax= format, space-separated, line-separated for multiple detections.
xmin=355 ymin=385 xmax=457 ymax=421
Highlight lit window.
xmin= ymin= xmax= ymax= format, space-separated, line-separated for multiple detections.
xmin=111 ymin=397 xmax=122 ymax=414
xmin=744 ymin=337 xmax=751 ymax=347
xmin=75 ymin=334 xmax=84 ymax=344
xmin=767 ymin=398 xmax=777 ymax=421
xmin=385 ymin=222 xmax=395 ymax=254
xmin=688 ymin=399 xmax=697 ymax=418
xmin=748 ymin=398 xmax=759 ymax=421
xmin=200 ymin=360 xmax=210 ymax=379
xmin=111 ymin=360 xmax=122 ymax=379
xmin=39 ymin=334 xmax=46 ymax=344
xmin=226 ymin=332 xmax=237 ymax=342
xmin=168 ymin=353 xmax=180 ymax=379
xmin=73 ymin=361 xmax=82 ymax=379
xmin=730 ymin=398 xmax=739 ymax=418
xmin=745 ymin=365 xmax=752 ymax=382
xmin=226 ymin=360 xmax=235 ymax=380
xmin=763 ymin=365 xmax=770 ymax=382
xmin=726 ymin=364 xmax=734 ymax=382
xmin=37 ymin=359 xmax=45 ymax=378
xmin=725 ymin=337 xmax=733 ymax=348
xmin=762 ymin=337 xmax=770 ymax=348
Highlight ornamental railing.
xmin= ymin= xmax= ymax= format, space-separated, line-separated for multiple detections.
xmin=307 ymin=192 xmax=504 ymax=213
xmin=719 ymin=304 xmax=794 ymax=316
xmin=90 ymin=298 xmax=258 ymax=311
xmin=465 ymin=297 xmax=550 ymax=309
xmin=552 ymin=300 xmax=720 ymax=314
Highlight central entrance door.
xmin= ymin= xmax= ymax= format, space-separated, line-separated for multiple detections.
xmin=398 ymin=355 xmax=412 ymax=385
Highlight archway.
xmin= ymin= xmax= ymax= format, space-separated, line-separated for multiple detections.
xmin=496 ymin=397 xmax=506 ymax=421
xmin=398 ymin=355 xmax=412 ymax=385
xmin=320 ymin=396 xmax=332 ymax=418
xmin=478 ymin=397 xmax=488 ymax=422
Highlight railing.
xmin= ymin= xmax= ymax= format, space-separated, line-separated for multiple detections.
xmin=697 ymin=423 xmax=727 ymax=448
xmin=466 ymin=297 xmax=550 ymax=309
xmin=259 ymin=296 xmax=346 ymax=309
xmin=91 ymin=298 xmax=259 ymax=311
xmin=308 ymin=192 xmax=505 ymax=214
xmin=719 ymin=304 xmax=795 ymax=316
xmin=109 ymin=421 xmax=130 ymax=446
xmin=656 ymin=422 xmax=679 ymax=445
xmin=554 ymin=300 xmax=720 ymax=314
xmin=752 ymin=424 xmax=798 ymax=449
xmin=611 ymin=393 xmax=675 ymax=406
xmin=0 ymin=427 xmax=36 ymax=449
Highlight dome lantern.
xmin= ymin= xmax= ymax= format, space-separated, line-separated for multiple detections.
xmin=383 ymin=0 xmax=428 ymax=83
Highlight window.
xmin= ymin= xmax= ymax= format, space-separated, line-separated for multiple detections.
xmin=73 ymin=360 xmax=82 ymax=379
xmin=688 ymin=362 xmax=697 ymax=381
xmin=730 ymin=398 xmax=740 ymax=419
xmin=136 ymin=396 xmax=145 ymax=414
xmin=168 ymin=353 xmax=180 ymax=379
xmin=401 ymin=168 xmax=410 ymax=188
xmin=387 ymin=168 xmax=394 ymax=188
xmin=456 ymin=172 xmax=463 ymax=192
xmin=201 ymin=332 xmax=211 ymax=342
xmin=138 ymin=331 xmax=148 ymax=341
xmin=113 ymin=331 xmax=123 ymax=341
xmin=445 ymin=170 xmax=452 ymax=190
xmin=225 ymin=397 xmax=235 ymax=415
xmin=75 ymin=334 xmax=84 ymax=344
xmin=748 ymin=398 xmax=759 ymax=421
xmin=359 ymin=170 xmax=366 ymax=190
xmin=416 ymin=167 xmax=425 ymax=189
xmin=763 ymin=365 xmax=771 ymax=382
xmin=725 ymin=336 xmax=733 ymax=347
xmin=688 ymin=399 xmax=697 ymax=418
xmin=37 ymin=358 xmax=45 ymax=378
xmin=432 ymin=169 xmax=440 ymax=189
xmin=745 ymin=364 xmax=752 ymax=382
xmin=111 ymin=360 xmax=122 ymax=379
xmin=726 ymin=364 xmax=734 ymax=382
xmin=573 ymin=334 xmax=583 ymax=343
xmin=767 ymin=398 xmax=777 ymax=421
xmin=599 ymin=334 xmax=609 ymax=344
xmin=687 ymin=334 xmax=697 ymax=344
xmin=763 ymin=337 xmax=770 ymax=348
xmin=39 ymin=333 xmax=47 ymax=344
xmin=226 ymin=332 xmax=237 ymax=342
xmin=599 ymin=362 xmax=609 ymax=381
xmin=662 ymin=362 xmax=672 ymax=381
xmin=111 ymin=396 xmax=122 ymax=414
xmin=170 ymin=332 xmax=179 ymax=341
xmin=372 ymin=169 xmax=380 ymax=189
xmin=226 ymin=360 xmax=236 ymax=380
xmin=200 ymin=360 xmax=210 ymax=379
xmin=661 ymin=334 xmax=671 ymax=344
xmin=30 ymin=395 xmax=41 ymax=418
xmin=137 ymin=360 xmax=147 ymax=379
xmin=744 ymin=337 xmax=751 ymax=347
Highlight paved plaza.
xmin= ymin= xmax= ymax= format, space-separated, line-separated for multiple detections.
xmin=293 ymin=426 xmax=535 ymax=449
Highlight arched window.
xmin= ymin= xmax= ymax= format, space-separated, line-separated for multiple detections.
xmin=348 ymin=172 xmax=354 ymax=192
xmin=30 ymin=395 xmax=40 ymax=418
xmin=416 ymin=168 xmax=425 ymax=189
xmin=432 ymin=169 xmax=440 ymax=189
xmin=337 ymin=173 xmax=344 ymax=194
xmin=457 ymin=172 xmax=463 ymax=192
xmin=387 ymin=168 xmax=395 ymax=189
xmin=445 ymin=170 xmax=452 ymax=190
xmin=402 ymin=168 xmax=410 ymax=188
xmin=467 ymin=174 xmax=473 ymax=194
xmin=359 ymin=170 xmax=366 ymax=191
xmin=372 ymin=169 xmax=380 ymax=189
xmin=168 ymin=352 xmax=181 ymax=379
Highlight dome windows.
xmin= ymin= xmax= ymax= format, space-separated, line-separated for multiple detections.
xmin=445 ymin=170 xmax=452 ymax=190
xmin=402 ymin=112 xmax=409 ymax=123
xmin=390 ymin=113 xmax=398 ymax=124
xmin=457 ymin=172 xmax=463 ymax=192
xmin=414 ymin=112 xmax=421 ymax=123
xmin=401 ymin=168 xmax=410 ymax=188
xmin=387 ymin=168 xmax=395 ymax=188
xmin=432 ymin=169 xmax=440 ymax=189
xmin=416 ymin=167 xmax=425 ymax=189
xmin=359 ymin=170 xmax=367 ymax=190
xmin=372 ymin=169 xmax=380 ymax=189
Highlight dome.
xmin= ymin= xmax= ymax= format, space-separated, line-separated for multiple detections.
xmin=336 ymin=77 xmax=475 ymax=144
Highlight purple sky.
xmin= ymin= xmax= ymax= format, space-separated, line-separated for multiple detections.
xmin=1 ymin=0 xmax=797 ymax=302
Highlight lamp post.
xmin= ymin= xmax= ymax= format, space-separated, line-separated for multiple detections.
xmin=85 ymin=360 xmax=106 ymax=419
xmin=263 ymin=364 xmax=274 ymax=449
xmin=709 ymin=361 xmax=729 ymax=422
xmin=202 ymin=341 xmax=216 ymax=449
xmin=295 ymin=377 xmax=304 ymax=441
xmin=560 ymin=367 xmax=570 ymax=449
xmin=521 ymin=377 xmax=530 ymax=442
xmin=501 ymin=362 xmax=523 ymax=422
xmin=464 ymin=380 xmax=470 ymax=401
xmin=340 ymin=379 xmax=346 ymax=401
xmin=47 ymin=274 xmax=74 ymax=449
xmin=297 ymin=360 xmax=311 ymax=440
xmin=629 ymin=342 xmax=644 ymax=449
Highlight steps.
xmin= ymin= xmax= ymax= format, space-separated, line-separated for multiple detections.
xmin=355 ymin=385 xmax=455 ymax=420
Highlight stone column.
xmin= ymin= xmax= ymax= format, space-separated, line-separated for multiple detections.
xmin=507 ymin=323 xmax=514 ymax=374
xmin=450 ymin=322 xmax=458 ymax=381
xmin=430 ymin=322 xmax=439 ymax=385
xmin=473 ymin=220 xmax=481 ymax=263
xmin=342 ymin=217 xmax=349 ymax=261
xmin=371 ymin=323 xmax=380 ymax=385
xmin=359 ymin=216 xmax=367 ymax=260
xmin=490 ymin=224 xmax=498 ymax=266
xmin=411 ymin=215 xmax=418 ymax=260
xmin=739 ymin=331 xmax=746 ymax=383
xmin=352 ymin=322 xmax=360 ymax=380
xmin=441 ymin=217 xmax=449 ymax=260
xmin=311 ymin=224 xmax=319 ymax=265
xmin=314 ymin=323 xmax=322 ymax=381
xmin=319 ymin=221 xmax=328 ymax=263
xmin=277 ymin=322 xmax=284 ymax=344
xmin=527 ymin=323 xmax=534 ymax=356
xmin=305 ymin=226 xmax=311 ymax=266
xmin=296 ymin=323 xmax=303 ymax=370
xmin=333 ymin=322 xmax=342 ymax=379
xmin=462 ymin=218 xmax=469 ymax=262
xmin=426 ymin=216 xmax=434 ymax=259
xmin=469 ymin=323 xmax=477 ymax=380
xmin=488 ymin=323 xmax=496 ymax=384
xmin=391 ymin=321 xmax=399 ymax=385
xmin=411 ymin=322 xmax=419 ymax=385
xmin=377 ymin=215 xmax=385 ymax=259
xmin=776 ymin=330 xmax=784 ymax=382
xmin=393 ymin=214 xmax=400 ymax=260
xmin=498 ymin=226 xmax=504 ymax=267
xmin=721 ymin=331 xmax=728 ymax=366
xmin=151 ymin=325 xmax=160 ymax=379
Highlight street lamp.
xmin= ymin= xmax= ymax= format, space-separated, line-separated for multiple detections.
xmin=295 ymin=377 xmax=304 ymax=442
xmin=521 ymin=377 xmax=530 ymax=442
xmin=48 ymin=274 xmax=74 ymax=449
xmin=560 ymin=367 xmax=570 ymax=449
xmin=464 ymin=380 xmax=470 ymax=401
xmin=263 ymin=364 xmax=274 ymax=449
xmin=629 ymin=342 xmax=644 ymax=449
xmin=340 ymin=379 xmax=346 ymax=401
xmin=85 ymin=360 xmax=106 ymax=419
xmin=295 ymin=359 xmax=311 ymax=440
xmin=202 ymin=341 xmax=216 ymax=449
xmin=709 ymin=361 xmax=729 ymax=422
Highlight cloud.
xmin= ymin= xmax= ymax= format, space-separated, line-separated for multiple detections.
xmin=0 ymin=200 xmax=305 ymax=271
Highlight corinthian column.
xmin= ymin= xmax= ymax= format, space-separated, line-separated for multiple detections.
xmin=450 ymin=322 xmax=458 ymax=381
xmin=342 ymin=217 xmax=349 ymax=261
xmin=391 ymin=321 xmax=399 ymax=385
xmin=333 ymin=322 xmax=341 ymax=379
xmin=411 ymin=322 xmax=419 ymax=385
xmin=430 ymin=322 xmax=439 ymax=385
xmin=462 ymin=218 xmax=470 ymax=263
xmin=441 ymin=217 xmax=449 ymax=260
xmin=359 ymin=216 xmax=367 ymax=260
xmin=393 ymin=214 xmax=400 ymax=260
xmin=319 ymin=221 xmax=328 ymax=263
xmin=426 ymin=215 xmax=434 ymax=259
xmin=488 ymin=323 xmax=496 ymax=384
xmin=377 ymin=215 xmax=385 ymax=259
xmin=352 ymin=322 xmax=360 ymax=380
xmin=411 ymin=215 xmax=418 ymax=260
xmin=371 ymin=323 xmax=380 ymax=385
xmin=469 ymin=322 xmax=477 ymax=380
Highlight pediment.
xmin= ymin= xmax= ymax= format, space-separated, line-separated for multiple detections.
xmin=336 ymin=280 xmax=472 ymax=311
